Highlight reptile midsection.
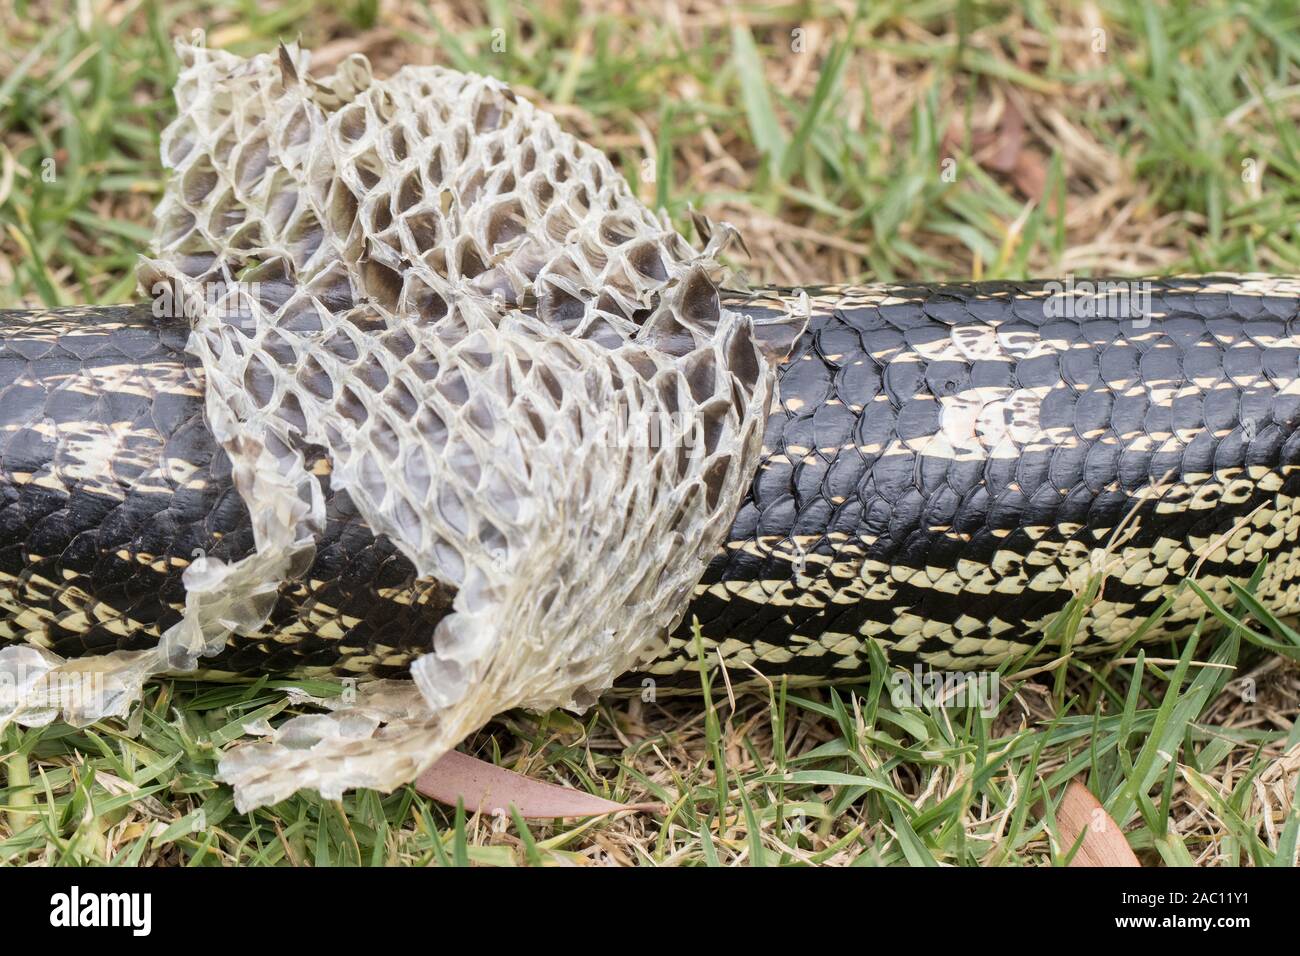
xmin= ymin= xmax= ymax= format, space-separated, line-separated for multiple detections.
xmin=3 ymin=276 xmax=1300 ymax=691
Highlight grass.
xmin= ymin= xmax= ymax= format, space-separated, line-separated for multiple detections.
xmin=1 ymin=0 xmax=1300 ymax=865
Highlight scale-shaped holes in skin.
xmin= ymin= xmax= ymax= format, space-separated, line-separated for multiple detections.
xmin=287 ymin=212 xmax=325 ymax=265
xmin=518 ymin=141 xmax=537 ymax=174
xmin=531 ymin=174 xmax=555 ymax=208
xmin=404 ymin=211 xmax=441 ymax=252
xmin=358 ymin=454 xmax=389 ymax=511
xmin=673 ymin=440 xmax=694 ymax=483
xmin=437 ymin=483 xmax=470 ymax=537
xmin=206 ymin=89 xmax=235 ymax=126
xmin=216 ymin=286 xmax=260 ymax=335
xmin=276 ymin=391 xmax=308 ymax=433
xmin=323 ymin=328 xmax=360 ymax=364
xmin=344 ymin=308 xmax=388 ymax=336
xmin=482 ymin=465 xmax=522 ymax=522
xmin=204 ymin=193 xmax=241 ymax=241
xmin=227 ymin=221 xmax=266 ymax=254
xmin=392 ymin=494 xmax=424 ymax=545
xmin=407 ymin=345 xmax=439 ymax=381
xmin=458 ymin=333 xmax=495 ymax=372
xmin=477 ymin=519 xmax=509 ymax=564
xmin=544 ymin=205 xmax=576 ymax=243
xmin=533 ymin=365 xmax=564 ymax=410
xmin=497 ymin=359 xmax=519 ymax=407
xmin=578 ymin=234 xmax=607 ymax=272
xmin=381 ymin=329 xmax=416 ymax=363
xmin=298 ymin=355 xmax=335 ymax=402
xmin=361 ymin=258 xmax=404 ymax=312
xmin=679 ymin=268 xmax=722 ymax=334
xmin=427 ymin=146 xmax=445 ymax=186
xmin=537 ymin=284 xmax=586 ymax=333
xmin=432 ymin=539 xmax=467 ymax=587
xmin=474 ymin=96 xmax=505 ymax=133
xmin=627 ymin=242 xmax=668 ymax=283
xmin=223 ymin=327 xmax=249 ymax=364
xmin=416 ymin=406 xmax=449 ymax=453
xmin=356 ymin=357 xmax=389 ymax=393
xmin=599 ymin=215 xmax=637 ymax=247
xmin=243 ymin=354 xmax=278 ymax=408
xmin=701 ymin=453 xmax=733 ymax=513
xmin=682 ymin=349 xmax=717 ymax=405
xmin=337 ymin=104 xmax=368 ymax=144
xmin=469 ymin=266 xmax=516 ymax=304
xmin=582 ymin=317 xmax=625 ymax=350
xmin=383 ymin=376 xmax=420 ymax=421
xmin=234 ymin=133 xmax=271 ymax=193
xmin=369 ymin=413 xmax=402 ymax=462
xmin=402 ymin=444 xmax=433 ymax=501
xmin=369 ymin=196 xmax=394 ymax=234
xmin=644 ymin=310 xmax=696 ymax=358
xmin=518 ymin=397 xmax=547 ymax=442
xmin=165 ymin=118 xmax=199 ymax=167
xmin=447 ymin=438 xmax=484 ymax=492
xmin=724 ymin=322 xmax=761 ymax=392
xmin=261 ymin=329 xmax=299 ymax=367
xmin=385 ymin=124 xmax=409 ymax=163
xmin=568 ymin=402 xmax=588 ymax=445
xmin=571 ymin=185 xmax=591 ymax=215
xmin=176 ymin=251 xmax=219 ymax=280
xmin=435 ymin=367 xmax=470 ymax=406
xmin=698 ymin=397 xmax=732 ymax=458
xmin=403 ymin=276 xmax=449 ymax=323
xmin=457 ymin=241 xmax=489 ymax=280
xmin=397 ymin=170 xmax=424 ymax=213
xmin=276 ymin=299 xmax=324 ymax=335
xmin=214 ymin=127 xmax=240 ymax=167
xmin=245 ymin=259 xmax=297 ymax=313
xmin=595 ymin=290 xmax=629 ymax=323
xmin=283 ymin=103 xmax=312 ymax=150
xmin=326 ymin=182 xmax=360 ymax=240
xmin=260 ymin=428 xmax=297 ymax=468
xmin=337 ymin=385 xmax=369 ymax=428
xmin=265 ymin=174 xmax=299 ymax=234
xmin=324 ymin=422 xmax=349 ymax=458
xmin=423 ymin=244 xmax=450 ymax=282
xmin=450 ymin=126 xmax=470 ymax=169
xmin=497 ymin=169 xmax=516 ymax=195
xmin=486 ymin=200 xmax=526 ymax=251
xmin=464 ymin=393 xmax=498 ymax=441
xmin=655 ymin=369 xmax=683 ymax=420
xmin=621 ymin=351 xmax=658 ymax=384
xmin=181 ymin=156 xmax=219 ymax=206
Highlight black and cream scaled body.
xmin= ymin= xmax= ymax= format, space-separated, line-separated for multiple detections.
xmin=2 ymin=276 xmax=1300 ymax=692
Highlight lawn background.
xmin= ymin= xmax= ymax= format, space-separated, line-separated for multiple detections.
xmin=1 ymin=0 xmax=1299 ymax=865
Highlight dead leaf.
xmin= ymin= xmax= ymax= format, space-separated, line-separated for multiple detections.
xmin=1054 ymin=780 xmax=1141 ymax=867
xmin=944 ymin=98 xmax=1050 ymax=206
xmin=415 ymin=750 xmax=664 ymax=820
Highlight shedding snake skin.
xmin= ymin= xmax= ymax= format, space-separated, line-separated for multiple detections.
xmin=4 ymin=275 xmax=1300 ymax=694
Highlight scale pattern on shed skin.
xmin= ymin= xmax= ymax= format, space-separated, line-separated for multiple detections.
xmin=4 ymin=276 xmax=1300 ymax=691
xmin=0 ymin=305 xmax=455 ymax=682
